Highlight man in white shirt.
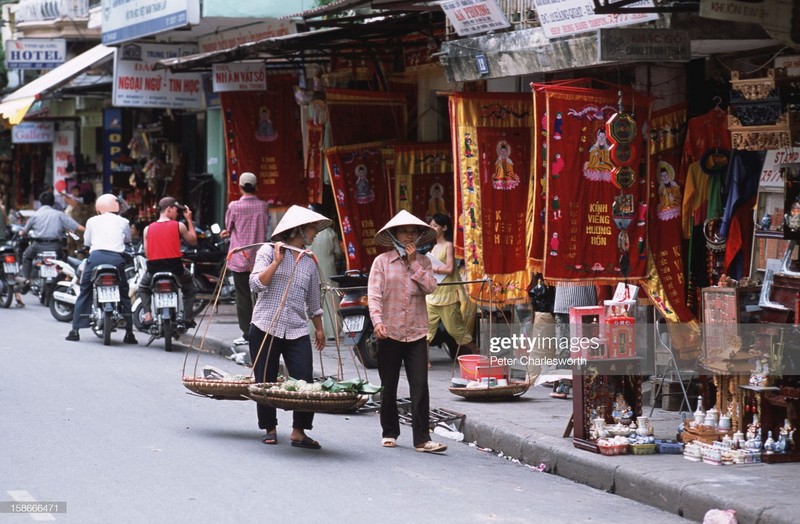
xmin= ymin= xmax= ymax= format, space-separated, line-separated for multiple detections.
xmin=66 ymin=194 xmax=136 ymax=343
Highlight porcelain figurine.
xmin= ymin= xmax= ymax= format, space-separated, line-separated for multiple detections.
xmin=746 ymin=414 xmax=760 ymax=441
xmin=775 ymin=433 xmax=787 ymax=453
xmin=612 ymin=393 xmax=633 ymax=423
xmin=764 ymin=431 xmax=776 ymax=454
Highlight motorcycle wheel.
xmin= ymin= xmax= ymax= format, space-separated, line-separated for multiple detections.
xmin=163 ymin=318 xmax=173 ymax=352
xmin=103 ymin=310 xmax=112 ymax=346
xmin=0 ymin=281 xmax=12 ymax=309
xmin=192 ymin=298 xmax=208 ymax=317
xmin=49 ymin=296 xmax=74 ymax=322
xmin=132 ymin=301 xmax=148 ymax=333
xmin=355 ymin=326 xmax=379 ymax=369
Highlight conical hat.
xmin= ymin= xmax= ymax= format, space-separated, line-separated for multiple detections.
xmin=270 ymin=205 xmax=333 ymax=241
xmin=375 ymin=210 xmax=436 ymax=247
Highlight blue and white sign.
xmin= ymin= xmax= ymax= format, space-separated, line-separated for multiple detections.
xmin=101 ymin=0 xmax=200 ymax=45
xmin=12 ymin=122 xmax=55 ymax=144
xmin=5 ymin=39 xmax=66 ymax=70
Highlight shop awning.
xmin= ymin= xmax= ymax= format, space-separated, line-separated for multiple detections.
xmin=0 ymin=44 xmax=115 ymax=125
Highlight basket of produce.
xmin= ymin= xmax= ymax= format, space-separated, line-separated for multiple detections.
xmin=182 ymin=366 xmax=254 ymax=400
xmin=247 ymin=378 xmax=379 ymax=414
xmin=597 ymin=436 xmax=630 ymax=456
xmin=448 ymin=380 xmax=531 ymax=401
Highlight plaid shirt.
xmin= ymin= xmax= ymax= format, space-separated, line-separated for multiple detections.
xmin=249 ymin=244 xmax=322 ymax=340
xmin=225 ymin=195 xmax=270 ymax=272
xmin=368 ymin=251 xmax=437 ymax=342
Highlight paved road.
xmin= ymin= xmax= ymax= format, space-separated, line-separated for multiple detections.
xmin=1 ymin=305 xmax=692 ymax=523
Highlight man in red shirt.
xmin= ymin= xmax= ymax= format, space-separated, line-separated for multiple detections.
xmin=220 ymin=172 xmax=269 ymax=345
xmin=139 ymin=196 xmax=198 ymax=327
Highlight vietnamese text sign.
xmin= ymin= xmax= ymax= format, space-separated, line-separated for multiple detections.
xmin=12 ymin=122 xmax=55 ymax=143
xmin=5 ymin=39 xmax=66 ymax=69
xmin=776 ymin=55 xmax=800 ymax=77
xmin=113 ymin=43 xmax=204 ymax=109
xmin=101 ymin=0 xmax=200 ymax=45
xmin=198 ymin=20 xmax=294 ymax=53
xmin=212 ymin=63 xmax=267 ymax=92
xmin=761 ymin=149 xmax=800 ymax=189
xmin=599 ymin=29 xmax=691 ymax=62
xmin=532 ymin=0 xmax=658 ymax=39
xmin=440 ymin=0 xmax=510 ymax=36
xmin=53 ymin=128 xmax=75 ymax=191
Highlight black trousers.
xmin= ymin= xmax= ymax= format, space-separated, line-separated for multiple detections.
xmin=21 ymin=240 xmax=62 ymax=279
xmin=72 ymin=250 xmax=133 ymax=334
xmin=232 ymin=271 xmax=254 ymax=339
xmin=378 ymin=337 xmax=431 ymax=446
xmin=249 ymin=325 xmax=314 ymax=431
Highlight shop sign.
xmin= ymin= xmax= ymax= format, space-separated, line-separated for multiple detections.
xmin=599 ymin=29 xmax=691 ymax=62
xmin=53 ymin=128 xmax=75 ymax=192
xmin=699 ymin=0 xmax=798 ymax=48
xmin=101 ymin=0 xmax=200 ymax=45
xmin=212 ymin=63 xmax=267 ymax=92
xmin=761 ymin=148 xmax=800 ymax=188
xmin=11 ymin=122 xmax=55 ymax=143
xmin=776 ymin=55 xmax=800 ymax=77
xmin=198 ymin=20 xmax=294 ymax=53
xmin=5 ymin=39 xmax=66 ymax=70
xmin=532 ymin=0 xmax=658 ymax=39
xmin=439 ymin=0 xmax=510 ymax=36
xmin=113 ymin=42 xmax=204 ymax=109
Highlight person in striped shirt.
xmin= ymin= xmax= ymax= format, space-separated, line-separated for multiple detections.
xmin=368 ymin=210 xmax=447 ymax=454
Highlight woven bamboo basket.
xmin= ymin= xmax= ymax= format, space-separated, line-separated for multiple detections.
xmin=448 ymin=381 xmax=531 ymax=401
xmin=247 ymin=383 xmax=369 ymax=413
xmin=182 ymin=376 xmax=255 ymax=400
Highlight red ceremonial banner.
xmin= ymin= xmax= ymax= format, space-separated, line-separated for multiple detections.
xmin=450 ymin=93 xmax=534 ymax=306
xmin=394 ymin=143 xmax=454 ymax=220
xmin=326 ymin=143 xmax=395 ymax=272
xmin=540 ymin=86 xmax=651 ymax=284
xmin=221 ymin=74 xmax=305 ymax=205
xmin=642 ymin=104 xmax=696 ymax=323
xmin=326 ymin=89 xmax=408 ymax=145
xmin=305 ymin=121 xmax=325 ymax=204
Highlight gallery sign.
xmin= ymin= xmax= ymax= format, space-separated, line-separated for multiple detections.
xmin=12 ymin=122 xmax=55 ymax=143
xmin=599 ymin=29 xmax=691 ymax=62
xmin=212 ymin=63 xmax=267 ymax=92
xmin=532 ymin=0 xmax=658 ymax=39
xmin=113 ymin=43 xmax=204 ymax=109
xmin=5 ymin=39 xmax=66 ymax=69
xmin=439 ymin=0 xmax=510 ymax=36
xmin=101 ymin=0 xmax=200 ymax=45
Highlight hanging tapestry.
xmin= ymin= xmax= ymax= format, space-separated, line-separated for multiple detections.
xmin=221 ymin=74 xmax=305 ymax=205
xmin=305 ymin=120 xmax=325 ymax=204
xmin=394 ymin=143 xmax=454 ymax=221
xmin=641 ymin=104 xmax=697 ymax=324
xmin=326 ymin=89 xmax=408 ymax=145
xmin=540 ymin=86 xmax=651 ymax=284
xmin=450 ymin=93 xmax=534 ymax=306
xmin=531 ymin=79 xmax=595 ymax=271
xmin=326 ymin=143 xmax=395 ymax=272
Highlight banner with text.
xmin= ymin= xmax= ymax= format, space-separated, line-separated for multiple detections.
xmin=212 ymin=63 xmax=267 ymax=92
xmin=113 ymin=42 xmax=204 ymax=109
xmin=221 ymin=74 xmax=306 ymax=205
xmin=532 ymin=0 xmax=657 ymax=39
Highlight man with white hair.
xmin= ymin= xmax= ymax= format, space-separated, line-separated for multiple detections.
xmin=66 ymin=194 xmax=136 ymax=343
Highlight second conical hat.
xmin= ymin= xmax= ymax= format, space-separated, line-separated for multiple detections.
xmin=375 ymin=209 xmax=435 ymax=247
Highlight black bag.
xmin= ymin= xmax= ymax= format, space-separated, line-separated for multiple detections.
xmin=529 ymin=278 xmax=555 ymax=313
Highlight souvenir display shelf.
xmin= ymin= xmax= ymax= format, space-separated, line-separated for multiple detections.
xmin=572 ymin=357 xmax=643 ymax=453
xmin=700 ymin=287 xmax=761 ymax=372
xmin=739 ymin=384 xmax=800 ymax=463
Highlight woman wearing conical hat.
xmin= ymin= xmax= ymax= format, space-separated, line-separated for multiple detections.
xmin=367 ymin=210 xmax=448 ymax=454
xmin=248 ymin=205 xmax=332 ymax=450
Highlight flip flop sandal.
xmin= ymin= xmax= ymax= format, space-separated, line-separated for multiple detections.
xmin=415 ymin=441 xmax=447 ymax=453
xmin=381 ymin=438 xmax=397 ymax=448
xmin=262 ymin=432 xmax=278 ymax=445
xmin=15 ymin=302 xmax=25 ymax=308
xmin=291 ymin=436 xmax=321 ymax=449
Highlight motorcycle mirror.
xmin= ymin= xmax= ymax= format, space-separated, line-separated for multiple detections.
xmin=210 ymin=223 xmax=221 ymax=235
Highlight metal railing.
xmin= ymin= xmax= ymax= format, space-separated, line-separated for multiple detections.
xmin=15 ymin=0 xmax=90 ymax=23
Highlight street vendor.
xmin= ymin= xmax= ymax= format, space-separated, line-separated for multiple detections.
xmin=368 ymin=210 xmax=448 ymax=454
xmin=248 ymin=205 xmax=331 ymax=450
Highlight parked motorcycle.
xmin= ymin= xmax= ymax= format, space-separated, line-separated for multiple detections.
xmin=48 ymin=256 xmax=85 ymax=322
xmin=183 ymin=223 xmax=232 ymax=314
xmin=140 ymin=271 xmax=187 ymax=352
xmin=330 ymin=270 xmax=460 ymax=369
xmin=0 ymin=238 xmax=20 ymax=308
xmin=87 ymin=264 xmax=128 ymax=346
